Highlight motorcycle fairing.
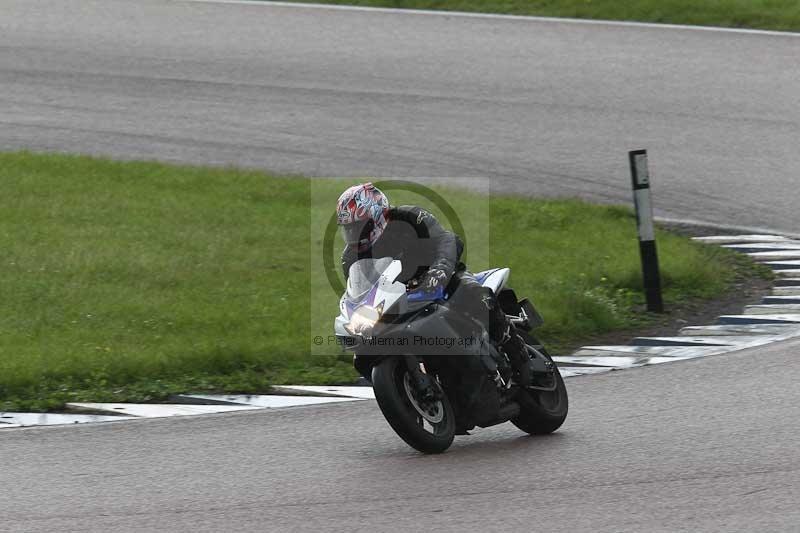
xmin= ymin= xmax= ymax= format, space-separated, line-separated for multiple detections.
xmin=335 ymin=259 xmax=513 ymax=354
xmin=351 ymin=302 xmax=487 ymax=380
xmin=335 ymin=259 xmax=407 ymax=338
xmin=341 ymin=259 xmax=405 ymax=314
xmin=474 ymin=267 xmax=510 ymax=294
xmin=407 ymin=285 xmax=446 ymax=302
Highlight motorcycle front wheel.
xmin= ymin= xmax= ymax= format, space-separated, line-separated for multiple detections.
xmin=371 ymin=357 xmax=455 ymax=454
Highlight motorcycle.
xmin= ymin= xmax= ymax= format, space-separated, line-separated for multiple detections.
xmin=334 ymin=257 xmax=568 ymax=454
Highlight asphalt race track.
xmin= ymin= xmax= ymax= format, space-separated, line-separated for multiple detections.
xmin=3 ymin=2 xmax=800 ymax=531
xmin=2 ymin=0 xmax=800 ymax=232
xmin=3 ymin=338 xmax=800 ymax=532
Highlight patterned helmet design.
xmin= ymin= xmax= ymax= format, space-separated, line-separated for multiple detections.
xmin=336 ymin=182 xmax=390 ymax=251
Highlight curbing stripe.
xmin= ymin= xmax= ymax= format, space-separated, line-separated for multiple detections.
xmin=692 ymin=235 xmax=793 ymax=245
xmin=718 ymin=314 xmax=800 ymax=324
xmin=743 ymin=304 xmax=800 ymax=315
xmin=553 ymin=355 xmax=642 ymax=368
xmin=272 ymin=386 xmax=376 ymax=399
xmin=763 ymin=296 xmax=800 ymax=304
xmin=178 ymin=393 xmax=366 ymax=406
xmin=772 ymin=286 xmax=800 ymax=294
xmin=680 ymin=323 xmax=800 ymax=336
xmin=631 ymin=337 xmax=733 ymax=347
xmin=631 ymin=336 xmax=776 ymax=347
xmin=765 ymin=260 xmax=800 ymax=270
xmin=723 ymin=243 xmax=800 ymax=253
xmin=0 ymin=412 xmax=136 ymax=427
xmin=558 ymin=367 xmax=613 ymax=377
xmin=748 ymin=251 xmax=800 ymax=261
xmin=554 ymin=354 xmax=702 ymax=368
xmin=65 ymin=403 xmax=261 ymax=417
xmin=574 ymin=345 xmax=732 ymax=358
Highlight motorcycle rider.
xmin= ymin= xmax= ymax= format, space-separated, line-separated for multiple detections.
xmin=336 ymin=183 xmax=533 ymax=428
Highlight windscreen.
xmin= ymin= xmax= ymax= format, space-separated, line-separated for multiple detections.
xmin=347 ymin=257 xmax=394 ymax=300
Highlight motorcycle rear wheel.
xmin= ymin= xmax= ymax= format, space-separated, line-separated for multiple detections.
xmin=511 ymin=339 xmax=569 ymax=435
xmin=372 ymin=357 xmax=455 ymax=454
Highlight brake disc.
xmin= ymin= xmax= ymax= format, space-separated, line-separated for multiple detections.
xmin=403 ymin=373 xmax=444 ymax=423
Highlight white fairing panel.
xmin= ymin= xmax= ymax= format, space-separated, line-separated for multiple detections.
xmin=482 ymin=268 xmax=510 ymax=294
xmin=334 ymin=259 xmax=406 ymax=337
xmin=373 ymin=260 xmax=406 ymax=313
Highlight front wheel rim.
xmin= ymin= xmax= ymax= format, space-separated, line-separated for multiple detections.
xmin=403 ymin=372 xmax=445 ymax=424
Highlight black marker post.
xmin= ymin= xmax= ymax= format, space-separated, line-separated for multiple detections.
xmin=629 ymin=150 xmax=664 ymax=313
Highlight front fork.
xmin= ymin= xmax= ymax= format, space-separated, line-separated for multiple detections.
xmin=403 ymin=354 xmax=442 ymax=401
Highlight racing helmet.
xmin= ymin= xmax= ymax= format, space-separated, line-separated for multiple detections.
xmin=336 ymin=182 xmax=390 ymax=251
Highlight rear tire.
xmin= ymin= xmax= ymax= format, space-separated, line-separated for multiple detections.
xmin=511 ymin=368 xmax=568 ymax=434
xmin=372 ymin=357 xmax=455 ymax=454
xmin=511 ymin=338 xmax=569 ymax=435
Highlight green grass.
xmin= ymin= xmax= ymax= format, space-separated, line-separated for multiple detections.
xmin=0 ymin=152 xmax=761 ymax=411
xmin=274 ymin=0 xmax=800 ymax=32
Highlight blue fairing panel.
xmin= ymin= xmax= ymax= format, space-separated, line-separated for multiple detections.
xmin=407 ymin=285 xmax=446 ymax=302
xmin=408 ymin=269 xmax=502 ymax=302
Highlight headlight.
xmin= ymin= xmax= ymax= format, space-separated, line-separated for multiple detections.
xmin=344 ymin=302 xmax=384 ymax=337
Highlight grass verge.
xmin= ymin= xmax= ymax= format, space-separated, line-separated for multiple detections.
xmin=0 ymin=152 xmax=769 ymax=411
xmin=274 ymin=0 xmax=800 ymax=32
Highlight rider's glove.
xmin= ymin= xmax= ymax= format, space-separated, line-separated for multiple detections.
xmin=421 ymin=268 xmax=448 ymax=291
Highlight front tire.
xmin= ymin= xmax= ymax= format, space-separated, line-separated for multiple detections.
xmin=371 ymin=357 xmax=455 ymax=454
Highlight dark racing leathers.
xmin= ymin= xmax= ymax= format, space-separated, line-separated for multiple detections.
xmin=342 ymin=206 xmax=459 ymax=287
xmin=341 ymin=206 xmax=525 ymax=429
